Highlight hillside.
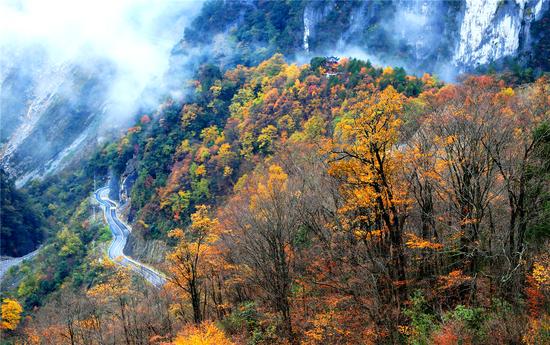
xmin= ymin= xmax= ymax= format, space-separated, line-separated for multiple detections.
xmin=2 ymin=54 xmax=548 ymax=344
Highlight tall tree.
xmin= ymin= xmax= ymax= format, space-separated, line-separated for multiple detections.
xmin=166 ymin=205 xmax=219 ymax=324
xmin=221 ymin=164 xmax=300 ymax=340
xmin=328 ymin=86 xmax=408 ymax=289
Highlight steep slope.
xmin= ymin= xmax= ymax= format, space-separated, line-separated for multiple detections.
xmin=0 ymin=1 xmax=195 ymax=187
xmin=0 ymin=56 xmax=111 ymax=186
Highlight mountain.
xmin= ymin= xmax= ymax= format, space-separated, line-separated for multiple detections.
xmin=2 ymin=1 xmax=549 ymax=188
xmin=180 ymin=0 xmax=550 ymax=74
xmin=11 ymin=53 xmax=550 ymax=344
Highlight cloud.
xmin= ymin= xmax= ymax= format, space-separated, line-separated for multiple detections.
xmin=0 ymin=0 xmax=203 ymax=124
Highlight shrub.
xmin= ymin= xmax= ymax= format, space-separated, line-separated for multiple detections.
xmin=173 ymin=321 xmax=234 ymax=345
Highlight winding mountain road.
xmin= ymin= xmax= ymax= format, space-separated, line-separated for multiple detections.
xmin=94 ymin=187 xmax=166 ymax=288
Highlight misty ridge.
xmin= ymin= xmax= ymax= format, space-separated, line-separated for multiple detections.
xmin=0 ymin=0 xmax=202 ymax=185
xmin=1 ymin=0 xmax=199 ymax=121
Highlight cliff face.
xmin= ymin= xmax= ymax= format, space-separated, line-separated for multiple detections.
xmin=300 ymin=0 xmax=548 ymax=70
xmin=454 ymin=0 xmax=548 ymax=67
xmin=181 ymin=0 xmax=549 ymax=73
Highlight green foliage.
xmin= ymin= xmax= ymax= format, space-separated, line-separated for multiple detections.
xmin=98 ymin=225 xmax=112 ymax=242
xmin=309 ymin=57 xmax=327 ymax=71
xmin=0 ymin=169 xmax=44 ymax=256
xmin=13 ymin=168 xmax=110 ymax=309
xmin=527 ymin=121 xmax=550 ymax=241
xmin=445 ymin=305 xmax=485 ymax=331
xmin=57 ymin=229 xmax=83 ymax=257
xmin=403 ymin=291 xmax=437 ymax=345
xmin=221 ymin=301 xmax=278 ymax=345
xmin=221 ymin=302 xmax=261 ymax=335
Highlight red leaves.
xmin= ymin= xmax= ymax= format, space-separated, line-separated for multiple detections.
xmin=140 ymin=114 xmax=151 ymax=124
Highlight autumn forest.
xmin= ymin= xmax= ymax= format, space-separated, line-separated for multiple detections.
xmin=1 ymin=53 xmax=547 ymax=344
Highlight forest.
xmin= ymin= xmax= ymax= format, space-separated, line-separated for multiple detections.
xmin=0 ymin=170 xmax=44 ymax=257
xmin=1 ymin=55 xmax=549 ymax=344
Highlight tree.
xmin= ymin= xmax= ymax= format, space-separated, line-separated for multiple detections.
xmin=486 ymin=79 xmax=550 ymax=266
xmin=166 ymin=205 xmax=219 ymax=324
xmin=87 ymin=268 xmax=136 ymax=345
xmin=1 ymin=298 xmax=23 ymax=331
xmin=403 ymin=126 xmax=442 ymax=277
xmin=0 ymin=169 xmax=44 ymax=256
xmin=221 ymin=164 xmax=300 ymax=340
xmin=328 ymin=86 xmax=408 ymax=289
xmin=424 ymin=78 xmax=503 ymax=275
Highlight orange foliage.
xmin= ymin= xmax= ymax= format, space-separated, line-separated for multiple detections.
xmin=405 ymin=233 xmax=443 ymax=250
xmin=438 ymin=270 xmax=471 ymax=290
xmin=432 ymin=324 xmax=462 ymax=345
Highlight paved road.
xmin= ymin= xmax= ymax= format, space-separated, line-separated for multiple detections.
xmin=94 ymin=187 xmax=166 ymax=288
xmin=0 ymin=248 xmax=40 ymax=283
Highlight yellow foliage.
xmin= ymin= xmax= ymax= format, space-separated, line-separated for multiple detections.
xmin=201 ymin=126 xmax=220 ymax=146
xmin=329 ymin=86 xmax=406 ymax=228
xmin=283 ymin=63 xmax=301 ymax=83
xmin=532 ymin=262 xmax=550 ymax=287
xmin=195 ymin=165 xmax=206 ymax=176
xmin=177 ymin=139 xmax=192 ymax=155
xmin=383 ymin=66 xmax=394 ymax=75
xmin=210 ymin=80 xmax=222 ymax=97
xmin=304 ymin=310 xmax=345 ymax=344
xmin=233 ymin=174 xmax=248 ymax=193
xmin=169 ymin=228 xmax=185 ymax=239
xmin=257 ymin=125 xmax=278 ymax=151
xmin=1 ymin=298 xmax=23 ymax=331
xmin=190 ymin=205 xmax=219 ymax=237
xmin=217 ymin=143 xmax=236 ymax=166
xmin=181 ymin=104 xmax=202 ymax=129
xmin=250 ymin=164 xmax=288 ymax=212
xmin=166 ymin=205 xmax=220 ymax=296
xmin=421 ymin=73 xmax=437 ymax=87
xmin=223 ymin=166 xmax=233 ymax=177
xmin=500 ymin=87 xmax=515 ymax=97
xmin=172 ymin=321 xmax=234 ymax=345
xmin=87 ymin=268 xmax=132 ymax=299
xmin=523 ymin=315 xmax=550 ymax=345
